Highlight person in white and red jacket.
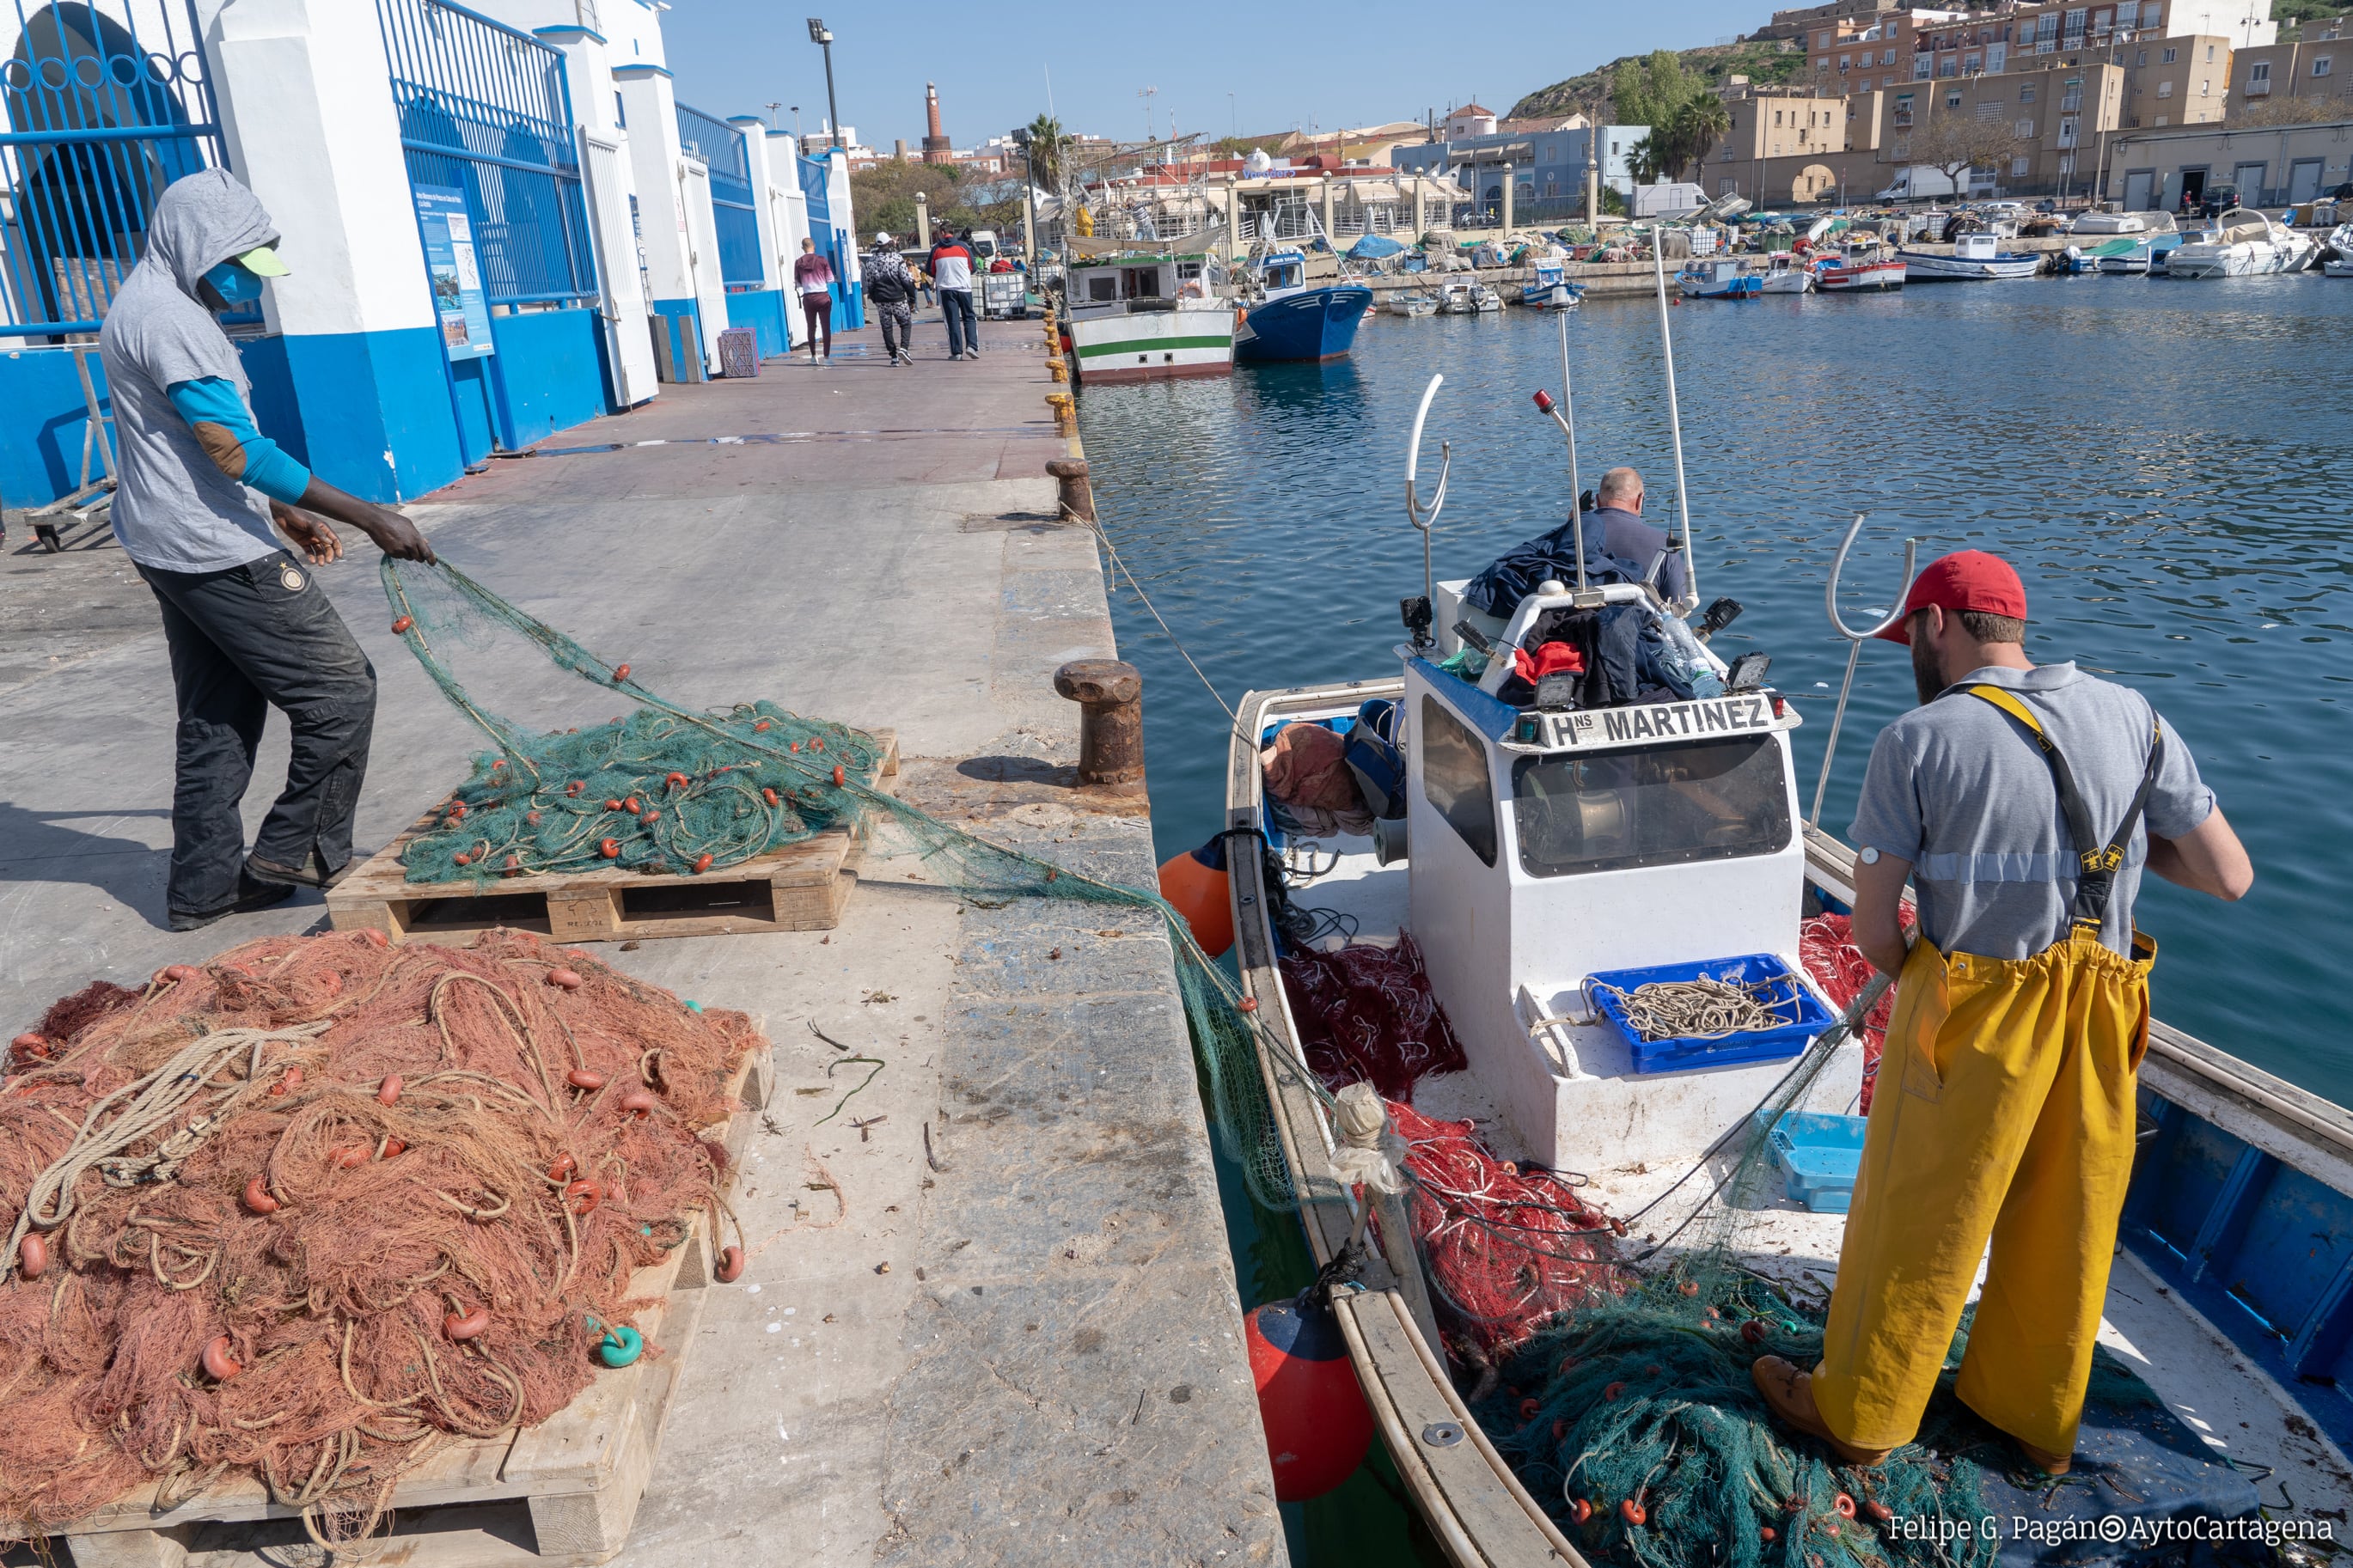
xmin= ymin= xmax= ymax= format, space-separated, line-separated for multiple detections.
xmin=926 ymin=228 xmax=979 ymax=359
xmin=792 ymin=236 xmax=835 ymax=362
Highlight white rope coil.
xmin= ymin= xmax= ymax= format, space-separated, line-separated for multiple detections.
xmin=1329 ymin=1081 xmax=1409 ymax=1196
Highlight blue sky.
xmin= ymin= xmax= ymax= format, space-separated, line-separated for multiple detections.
xmin=658 ymin=1 xmax=1764 ymax=152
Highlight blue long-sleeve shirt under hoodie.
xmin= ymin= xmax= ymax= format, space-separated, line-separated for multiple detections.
xmin=166 ymin=376 xmax=311 ymax=507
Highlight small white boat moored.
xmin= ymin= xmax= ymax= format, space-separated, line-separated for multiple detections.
xmin=1061 ymin=247 xmax=1235 ymax=383
xmin=1899 ymin=231 xmax=2043 ymax=280
xmin=2167 ymin=209 xmax=2320 ymax=278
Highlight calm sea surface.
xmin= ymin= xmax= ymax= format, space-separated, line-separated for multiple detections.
xmin=1075 ymin=273 xmax=2353 ymax=1563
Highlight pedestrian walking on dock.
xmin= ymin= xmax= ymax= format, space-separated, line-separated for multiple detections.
xmin=98 ymin=171 xmax=436 ymax=931
xmin=929 ymin=226 xmax=980 ymax=359
xmin=1754 ymin=549 xmax=2251 ymax=1479
xmin=794 ymin=235 xmax=835 ymax=363
xmin=865 ymin=233 xmax=918 ymax=366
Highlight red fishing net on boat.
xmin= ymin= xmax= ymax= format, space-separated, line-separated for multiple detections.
xmin=1390 ymin=1100 xmax=1625 ymax=1354
xmin=1798 ymin=912 xmax=1904 ymax=1113
xmin=1279 ymin=935 xmax=1467 ymax=1101
xmin=0 ymin=930 xmax=758 ymax=1542
xmin=1280 ymin=938 xmax=1621 ymax=1354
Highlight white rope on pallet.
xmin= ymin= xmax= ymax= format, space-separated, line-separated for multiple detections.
xmin=4 ymin=1022 xmax=328 ymax=1277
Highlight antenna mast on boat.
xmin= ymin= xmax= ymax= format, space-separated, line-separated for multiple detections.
xmin=1531 ymin=309 xmax=1598 ymax=605
xmin=1405 ymin=374 xmax=1450 ymax=624
xmin=1650 ymin=241 xmax=1699 ymax=616
xmin=1811 ymin=512 xmax=1920 ymax=828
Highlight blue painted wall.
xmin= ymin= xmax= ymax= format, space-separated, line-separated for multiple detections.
xmin=0 ymin=346 xmax=111 ymax=509
xmin=486 ymin=308 xmax=606 ymax=447
xmin=241 ymin=327 xmax=465 ymax=503
xmin=724 ymin=289 xmax=788 ymax=358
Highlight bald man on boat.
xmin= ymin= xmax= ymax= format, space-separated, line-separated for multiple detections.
xmin=1753 ymin=549 xmax=2252 ymax=1476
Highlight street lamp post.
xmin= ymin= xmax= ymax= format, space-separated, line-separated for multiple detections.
xmin=806 ymin=19 xmax=841 ymax=150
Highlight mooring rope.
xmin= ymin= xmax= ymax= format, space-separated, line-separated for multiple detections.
xmin=1589 ymin=976 xmax=1794 ymax=1043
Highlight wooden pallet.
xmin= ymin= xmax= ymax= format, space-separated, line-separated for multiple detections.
xmin=58 ymin=1039 xmax=775 ymax=1568
xmin=327 ymin=732 xmax=898 ymax=944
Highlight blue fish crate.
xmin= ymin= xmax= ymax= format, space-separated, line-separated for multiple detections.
xmin=1582 ymin=953 xmax=1834 ymax=1076
xmin=1752 ymin=1108 xmax=1868 ymax=1213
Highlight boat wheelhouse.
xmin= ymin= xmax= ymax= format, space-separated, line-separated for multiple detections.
xmin=1899 ymin=231 xmax=2043 ymax=280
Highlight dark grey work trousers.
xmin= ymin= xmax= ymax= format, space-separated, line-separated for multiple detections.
xmin=136 ymin=550 xmax=377 ymax=918
xmin=940 ymin=288 xmax=977 ymax=356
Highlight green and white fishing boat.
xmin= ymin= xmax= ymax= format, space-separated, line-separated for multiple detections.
xmin=1060 ymin=245 xmax=1234 ymax=385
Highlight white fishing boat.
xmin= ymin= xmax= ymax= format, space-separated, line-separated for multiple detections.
xmin=2325 ymin=224 xmax=2353 ymax=278
xmin=1678 ymin=258 xmax=1760 ymax=300
xmin=1521 ymin=259 xmax=1584 ymax=310
xmin=1757 ymin=253 xmax=1812 ymax=295
xmin=1811 ymin=240 xmax=1904 ymax=292
xmin=2165 ymin=209 xmax=2318 ymax=278
xmin=1164 ymin=263 xmax=2353 ymax=1562
xmin=1388 ymin=291 xmax=1440 ymax=316
xmin=1060 ymin=247 xmax=1236 ymax=384
xmin=2069 ymin=210 xmax=2151 ymax=236
xmin=1436 ymin=280 xmax=1504 ymax=314
xmin=1899 ymin=231 xmax=2042 ymax=280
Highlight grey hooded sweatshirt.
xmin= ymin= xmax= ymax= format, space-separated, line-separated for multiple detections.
xmin=98 ymin=169 xmax=284 ymax=572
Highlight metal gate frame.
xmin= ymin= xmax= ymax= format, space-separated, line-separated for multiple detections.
xmin=0 ymin=0 xmax=235 ymax=340
xmin=376 ymin=0 xmax=596 ymax=456
xmin=674 ymin=97 xmax=759 ymax=287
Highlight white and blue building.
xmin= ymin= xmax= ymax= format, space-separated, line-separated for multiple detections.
xmin=0 ymin=0 xmax=860 ymax=509
xmin=1392 ymin=121 xmax=1650 ymax=218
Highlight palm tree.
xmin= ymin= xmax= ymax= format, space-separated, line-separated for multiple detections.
xmin=1669 ymin=96 xmax=1731 ymax=180
xmin=1627 ymin=132 xmax=1666 ymax=186
xmin=1023 ymin=113 xmax=1066 ymax=191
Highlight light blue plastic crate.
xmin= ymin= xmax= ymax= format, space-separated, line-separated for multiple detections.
xmin=1751 ymin=1108 xmax=1868 ymax=1213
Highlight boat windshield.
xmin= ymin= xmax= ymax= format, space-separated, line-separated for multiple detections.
xmin=1508 ymin=735 xmax=1791 ymax=877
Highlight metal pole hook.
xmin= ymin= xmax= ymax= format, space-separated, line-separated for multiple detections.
xmin=1405 ymin=373 xmax=1449 ymax=614
xmin=1811 ymin=514 xmax=1920 ymax=828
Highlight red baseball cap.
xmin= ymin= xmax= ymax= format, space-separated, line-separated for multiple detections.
xmin=1874 ymin=550 xmax=2028 ymax=644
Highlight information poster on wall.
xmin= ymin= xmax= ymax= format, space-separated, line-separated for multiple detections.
xmin=414 ymin=186 xmax=494 ymax=363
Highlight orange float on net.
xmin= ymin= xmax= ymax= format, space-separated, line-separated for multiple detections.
xmin=762 ymin=788 xmax=779 ymax=807
xmin=666 ymin=772 xmax=688 ymax=790
xmin=1604 ymin=1381 xmax=1626 ymax=1400
xmin=548 ymin=1152 xmax=578 ymax=1181
xmin=378 ymin=1074 xmax=402 ymax=1106
xmin=618 ymin=1089 xmax=657 ymax=1117
xmin=243 ymin=1177 xmax=280 ymax=1214
xmin=789 ymin=741 xmax=801 ymax=753
xmin=1518 ymin=1397 xmax=1539 ymax=1420
xmin=361 ymin=929 xmax=388 ymax=949
xmin=599 ymin=839 xmax=620 ymax=858
xmin=715 ymin=1244 xmax=747 ymax=1284
xmin=1238 ymin=996 xmax=1259 ymax=1013
xmin=12 ymin=1032 xmax=48 ymax=1055
xmin=603 ymin=798 xmax=624 ymax=811
xmin=1863 ymin=1501 xmax=1894 ymax=1523
xmin=272 ymin=1065 xmax=305 ymax=1097
xmin=811 ymin=738 xmax=823 ymax=752
xmin=18 ymin=1233 xmax=48 ymax=1278
xmin=448 ymin=802 xmax=466 ymax=821
xmin=832 ymin=765 xmax=846 ymax=786
xmin=504 ymin=854 xmax=523 ymax=875
xmin=1743 ymin=1319 xmax=1769 ymax=1345
xmin=613 ymin=663 xmax=631 ymax=681
xmin=753 ymin=719 xmax=771 ymax=731
xmin=1572 ymin=1499 xmax=1594 ymax=1526
xmin=566 ymin=781 xmax=585 ymax=796
xmin=1833 ymin=1494 xmax=1856 ymax=1519
xmin=565 ymin=1179 xmax=601 ymax=1215
xmin=391 ymin=615 xmax=413 ymax=634
xmin=444 ymin=1306 xmax=492 ymax=1341
xmin=548 ymin=968 xmax=584 ymax=990
xmin=525 ymin=810 xmax=542 ymax=825
xmin=565 ymin=1068 xmax=605 ymax=1090
xmin=380 ymin=1138 xmax=406 ymax=1159
xmin=331 ymin=1145 xmax=370 ymax=1170
xmin=624 ymin=796 xmax=640 ymax=813
xmin=1622 ymin=1500 xmax=1648 ymax=1527
xmin=201 ymin=1336 xmax=241 ymax=1381
xmin=694 ymin=853 xmax=713 ymax=873
xmin=1760 ymin=1527 xmax=1777 ymax=1542
xmin=454 ymin=852 xmax=471 ymax=866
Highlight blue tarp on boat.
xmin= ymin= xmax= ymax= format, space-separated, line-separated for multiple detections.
xmin=1348 ymin=233 xmax=1406 ymax=259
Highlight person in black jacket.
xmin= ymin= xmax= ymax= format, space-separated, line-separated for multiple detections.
xmin=864 ymin=233 xmax=918 ymax=366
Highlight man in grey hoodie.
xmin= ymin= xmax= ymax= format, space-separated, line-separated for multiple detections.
xmin=100 ymin=170 xmax=436 ymax=931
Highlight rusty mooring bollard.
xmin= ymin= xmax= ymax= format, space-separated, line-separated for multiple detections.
xmin=1045 ymin=392 xmax=1076 ymax=435
xmin=1046 ymin=458 xmax=1096 ymax=523
xmin=1054 ymin=660 xmax=1143 ymax=785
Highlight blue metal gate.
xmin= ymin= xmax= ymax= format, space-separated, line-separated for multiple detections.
xmin=0 ymin=0 xmax=229 ymax=339
xmin=376 ymin=0 xmax=597 ymax=455
xmin=675 ymin=99 xmax=760 ymax=286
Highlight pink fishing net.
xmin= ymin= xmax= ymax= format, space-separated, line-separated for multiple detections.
xmin=0 ymin=930 xmax=759 ymax=1542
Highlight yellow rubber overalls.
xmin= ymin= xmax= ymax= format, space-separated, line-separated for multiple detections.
xmin=1811 ymin=686 xmax=2164 ymax=1458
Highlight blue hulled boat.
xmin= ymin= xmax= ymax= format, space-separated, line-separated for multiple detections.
xmin=1232 ymin=246 xmax=1373 ymax=363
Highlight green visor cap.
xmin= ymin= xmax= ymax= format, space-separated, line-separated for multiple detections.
xmin=235 ymin=245 xmax=291 ymax=277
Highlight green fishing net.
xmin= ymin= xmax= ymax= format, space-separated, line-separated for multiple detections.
xmin=376 ymin=559 xmax=1314 ymax=1209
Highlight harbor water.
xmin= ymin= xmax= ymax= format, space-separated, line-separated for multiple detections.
xmin=1076 ymin=273 xmax=2353 ymax=1563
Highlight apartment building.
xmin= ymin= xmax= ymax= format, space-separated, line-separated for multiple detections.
xmin=2228 ymin=19 xmax=2350 ymax=115
xmin=1725 ymin=87 xmax=1854 ymax=161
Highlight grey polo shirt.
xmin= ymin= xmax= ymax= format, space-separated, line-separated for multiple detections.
xmin=1849 ymin=662 xmax=2214 ymax=960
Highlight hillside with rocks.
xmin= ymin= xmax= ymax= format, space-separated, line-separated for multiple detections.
xmin=1509 ymin=37 xmax=1806 ymax=120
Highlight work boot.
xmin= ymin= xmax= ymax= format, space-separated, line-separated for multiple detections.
xmin=2014 ymin=1437 xmax=2074 ymax=1476
xmin=246 ymin=850 xmax=346 ymax=890
xmin=168 ymin=871 xmax=297 ymax=932
xmin=1751 ymin=1356 xmax=1893 ymax=1467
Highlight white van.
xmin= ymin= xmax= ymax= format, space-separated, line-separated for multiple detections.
xmin=1873 ymin=167 xmax=1960 ymax=203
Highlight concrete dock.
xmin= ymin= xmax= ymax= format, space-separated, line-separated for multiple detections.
xmin=0 ymin=308 xmax=1287 ymax=1564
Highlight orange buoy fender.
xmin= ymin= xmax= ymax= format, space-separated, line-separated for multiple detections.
xmin=1244 ymin=1293 xmax=1372 ymax=1503
xmin=1157 ymin=835 xmax=1235 ymax=959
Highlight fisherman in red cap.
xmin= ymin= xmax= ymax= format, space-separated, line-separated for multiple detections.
xmin=1754 ymin=549 xmax=2252 ymax=1475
